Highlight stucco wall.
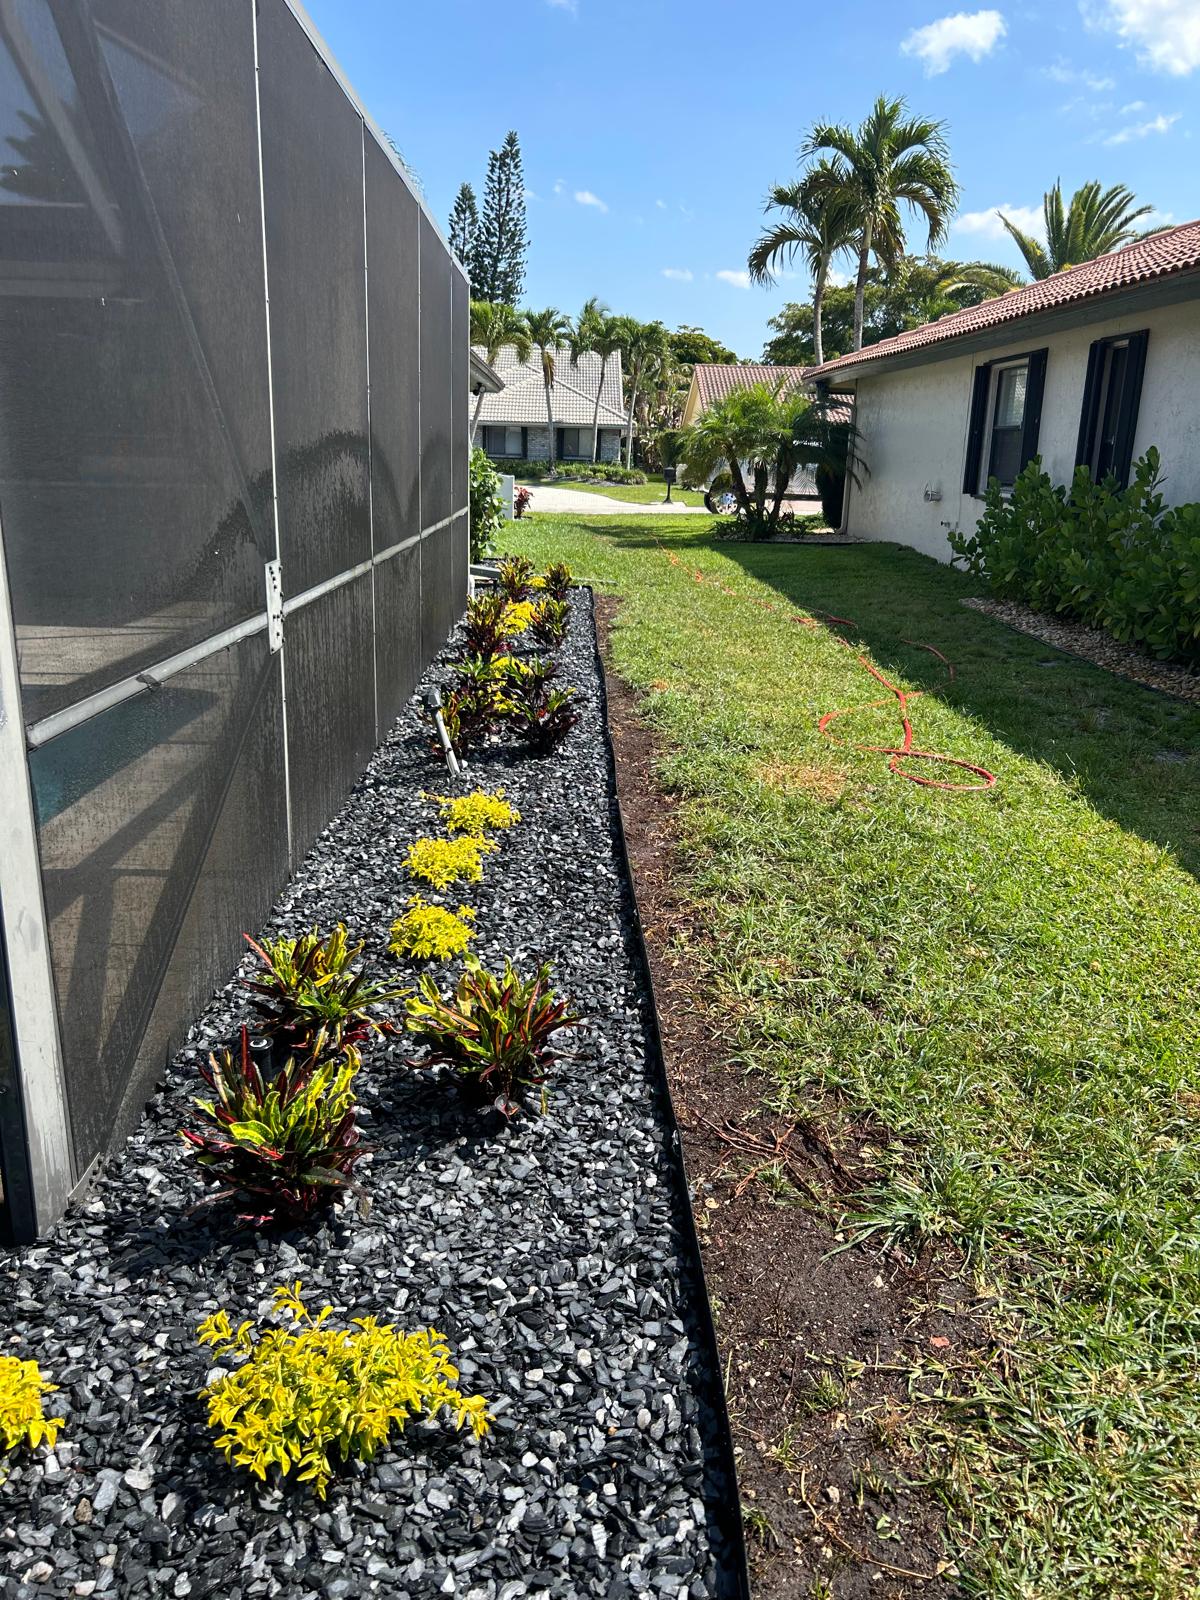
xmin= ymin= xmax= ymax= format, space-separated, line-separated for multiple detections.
xmin=845 ymin=297 xmax=1200 ymax=562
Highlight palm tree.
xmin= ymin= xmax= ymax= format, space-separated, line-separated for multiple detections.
xmin=522 ymin=307 xmax=572 ymax=477
xmin=468 ymin=301 xmax=530 ymax=443
xmin=618 ymin=319 xmax=670 ymax=469
xmin=569 ymin=298 xmax=621 ymax=465
xmin=679 ymin=380 xmax=866 ymax=536
xmin=802 ymin=95 xmax=959 ymax=352
xmin=998 ymin=180 xmax=1160 ymax=280
xmin=748 ymin=162 xmax=858 ymax=367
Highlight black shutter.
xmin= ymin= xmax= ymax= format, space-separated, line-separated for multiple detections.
xmin=1019 ymin=348 xmax=1048 ymax=472
xmin=1112 ymin=329 xmax=1149 ymax=489
xmin=1075 ymin=339 xmax=1105 ymax=469
xmin=555 ymin=428 xmax=564 ymax=461
xmin=521 ymin=426 xmax=528 ymax=459
xmin=963 ymin=363 xmax=991 ymax=494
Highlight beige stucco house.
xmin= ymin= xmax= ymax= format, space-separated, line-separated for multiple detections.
xmin=807 ymin=221 xmax=1200 ymax=561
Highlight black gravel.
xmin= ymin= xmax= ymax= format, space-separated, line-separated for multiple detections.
xmin=0 ymin=591 xmax=744 ymax=1600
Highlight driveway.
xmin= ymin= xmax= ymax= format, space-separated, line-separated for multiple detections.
xmin=518 ymin=484 xmax=709 ymax=515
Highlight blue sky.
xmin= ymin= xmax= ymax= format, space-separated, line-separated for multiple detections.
xmin=307 ymin=0 xmax=1196 ymax=359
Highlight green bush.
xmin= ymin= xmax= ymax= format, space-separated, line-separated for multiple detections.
xmin=483 ymin=457 xmax=647 ymax=486
xmin=468 ymin=448 xmax=504 ymax=561
xmin=949 ymin=448 xmax=1200 ymax=663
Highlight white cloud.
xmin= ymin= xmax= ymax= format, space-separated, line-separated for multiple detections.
xmin=1086 ymin=0 xmax=1200 ymax=76
xmin=1043 ymin=59 xmax=1115 ymax=88
xmin=546 ymin=0 xmax=577 ymax=12
xmin=1120 ymin=98 xmax=1146 ymax=110
xmin=574 ymin=189 xmax=608 ymax=212
xmin=655 ymin=198 xmax=668 ymax=210
xmin=1103 ymin=109 xmax=1180 ymax=142
xmin=716 ymin=269 xmax=751 ymax=289
xmin=552 ymin=178 xmax=565 ymax=196
xmin=954 ymin=202 xmax=1044 ymax=240
xmin=901 ymin=9 xmax=1006 ymax=74
xmin=826 ymin=267 xmax=857 ymax=288
xmin=523 ymin=186 xmax=540 ymax=202
xmin=661 ymin=267 xmax=694 ymax=281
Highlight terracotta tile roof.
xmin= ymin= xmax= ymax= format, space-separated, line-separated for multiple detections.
xmin=692 ymin=362 xmax=810 ymax=408
xmin=808 ymin=218 xmax=1200 ymax=381
xmin=471 ymin=346 xmax=626 ymax=427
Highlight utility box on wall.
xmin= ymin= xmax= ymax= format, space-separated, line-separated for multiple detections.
xmin=0 ymin=0 xmax=468 ymax=1242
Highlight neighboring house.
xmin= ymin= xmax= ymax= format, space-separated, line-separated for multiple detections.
xmin=680 ymin=362 xmax=810 ymax=428
xmin=807 ymin=221 xmax=1200 ymax=561
xmin=472 ymin=345 xmax=627 ymax=464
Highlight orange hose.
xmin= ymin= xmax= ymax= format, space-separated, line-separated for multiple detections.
xmin=653 ymin=538 xmax=996 ymax=792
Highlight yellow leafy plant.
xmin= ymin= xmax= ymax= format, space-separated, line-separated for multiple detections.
xmin=0 ymin=1355 xmax=63 ymax=1464
xmin=389 ymin=898 xmax=476 ymax=962
xmin=198 ymin=1284 xmax=491 ymax=1499
xmin=404 ymin=835 xmax=496 ymax=890
xmin=430 ymin=788 xmax=521 ymax=838
xmin=502 ymin=601 xmax=535 ymax=635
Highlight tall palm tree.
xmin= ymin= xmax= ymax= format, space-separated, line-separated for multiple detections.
xmin=469 ymin=301 xmax=531 ymax=443
xmin=748 ymin=162 xmax=857 ymax=367
xmin=569 ymin=297 xmax=620 ymax=465
xmin=522 ymin=307 xmax=572 ymax=477
xmin=618 ymin=319 xmax=670 ymax=468
xmin=802 ymin=94 xmax=959 ymax=352
xmin=998 ymin=180 xmax=1160 ymax=281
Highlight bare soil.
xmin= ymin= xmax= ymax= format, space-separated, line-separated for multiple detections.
xmin=596 ymin=596 xmax=988 ymax=1599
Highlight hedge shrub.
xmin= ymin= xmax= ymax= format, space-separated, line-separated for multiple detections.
xmin=949 ymin=449 xmax=1200 ymax=664
xmin=485 ymin=458 xmax=647 ymax=486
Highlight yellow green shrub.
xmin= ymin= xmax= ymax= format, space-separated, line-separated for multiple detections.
xmin=431 ymin=788 xmax=520 ymax=837
xmin=404 ymin=835 xmax=496 ymax=889
xmin=198 ymin=1284 xmax=491 ymax=1499
xmin=389 ymin=898 xmax=476 ymax=962
xmin=0 ymin=1356 xmax=63 ymax=1460
xmin=503 ymin=601 xmax=535 ymax=635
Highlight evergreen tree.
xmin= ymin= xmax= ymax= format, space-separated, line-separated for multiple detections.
xmin=448 ymin=183 xmax=479 ymax=264
xmin=471 ymin=132 xmax=528 ymax=305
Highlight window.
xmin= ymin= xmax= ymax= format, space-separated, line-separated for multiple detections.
xmin=1076 ymin=330 xmax=1148 ymax=488
xmin=482 ymin=425 xmax=524 ymax=457
xmin=963 ymin=349 xmax=1047 ymax=495
xmin=556 ymin=428 xmax=585 ymax=459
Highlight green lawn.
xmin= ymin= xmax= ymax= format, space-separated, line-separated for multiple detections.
xmin=509 ymin=512 xmax=1200 ymax=1600
xmin=516 ymin=472 xmax=708 ymax=507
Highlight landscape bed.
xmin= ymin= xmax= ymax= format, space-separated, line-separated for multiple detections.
xmin=0 ymin=587 xmax=746 ymax=1600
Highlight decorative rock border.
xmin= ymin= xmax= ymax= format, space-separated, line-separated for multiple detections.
xmin=1 ymin=590 xmax=747 ymax=1600
xmin=963 ymin=596 xmax=1200 ymax=703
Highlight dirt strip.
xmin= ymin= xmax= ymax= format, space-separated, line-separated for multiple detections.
xmin=595 ymin=595 xmax=991 ymax=1600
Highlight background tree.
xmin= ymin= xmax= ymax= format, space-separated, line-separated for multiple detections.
xmin=617 ymin=319 xmax=670 ymax=468
xmin=468 ymin=300 xmax=530 ymax=442
xmin=999 ymin=179 xmax=1162 ymax=280
xmin=471 ymin=132 xmax=528 ymax=304
xmin=802 ymin=95 xmax=959 ymax=351
xmin=569 ymin=299 xmax=627 ymax=465
xmin=448 ymin=183 xmax=479 ymax=264
xmin=748 ymin=161 xmax=858 ymax=366
xmin=761 ymin=254 xmax=1020 ymax=364
xmin=668 ymin=326 xmax=738 ymax=365
xmin=523 ymin=307 xmax=572 ymax=476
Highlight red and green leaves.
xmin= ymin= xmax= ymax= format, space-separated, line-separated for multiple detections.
xmin=242 ymin=925 xmax=406 ymax=1056
xmin=406 ymin=959 xmax=579 ymax=1117
xmin=182 ymin=1028 xmax=367 ymax=1224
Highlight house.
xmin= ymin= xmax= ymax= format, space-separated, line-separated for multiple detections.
xmin=806 ymin=221 xmax=1200 ymax=561
xmin=680 ymin=362 xmax=810 ymax=428
xmin=472 ymin=345 xmax=627 ymax=464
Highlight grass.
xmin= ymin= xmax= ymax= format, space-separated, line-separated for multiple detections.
xmin=516 ymin=472 xmax=708 ymax=507
xmin=509 ymin=511 xmax=1200 ymax=1600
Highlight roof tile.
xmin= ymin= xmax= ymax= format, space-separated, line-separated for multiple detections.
xmin=471 ymin=346 xmax=626 ymax=427
xmin=808 ymin=219 xmax=1200 ymax=380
